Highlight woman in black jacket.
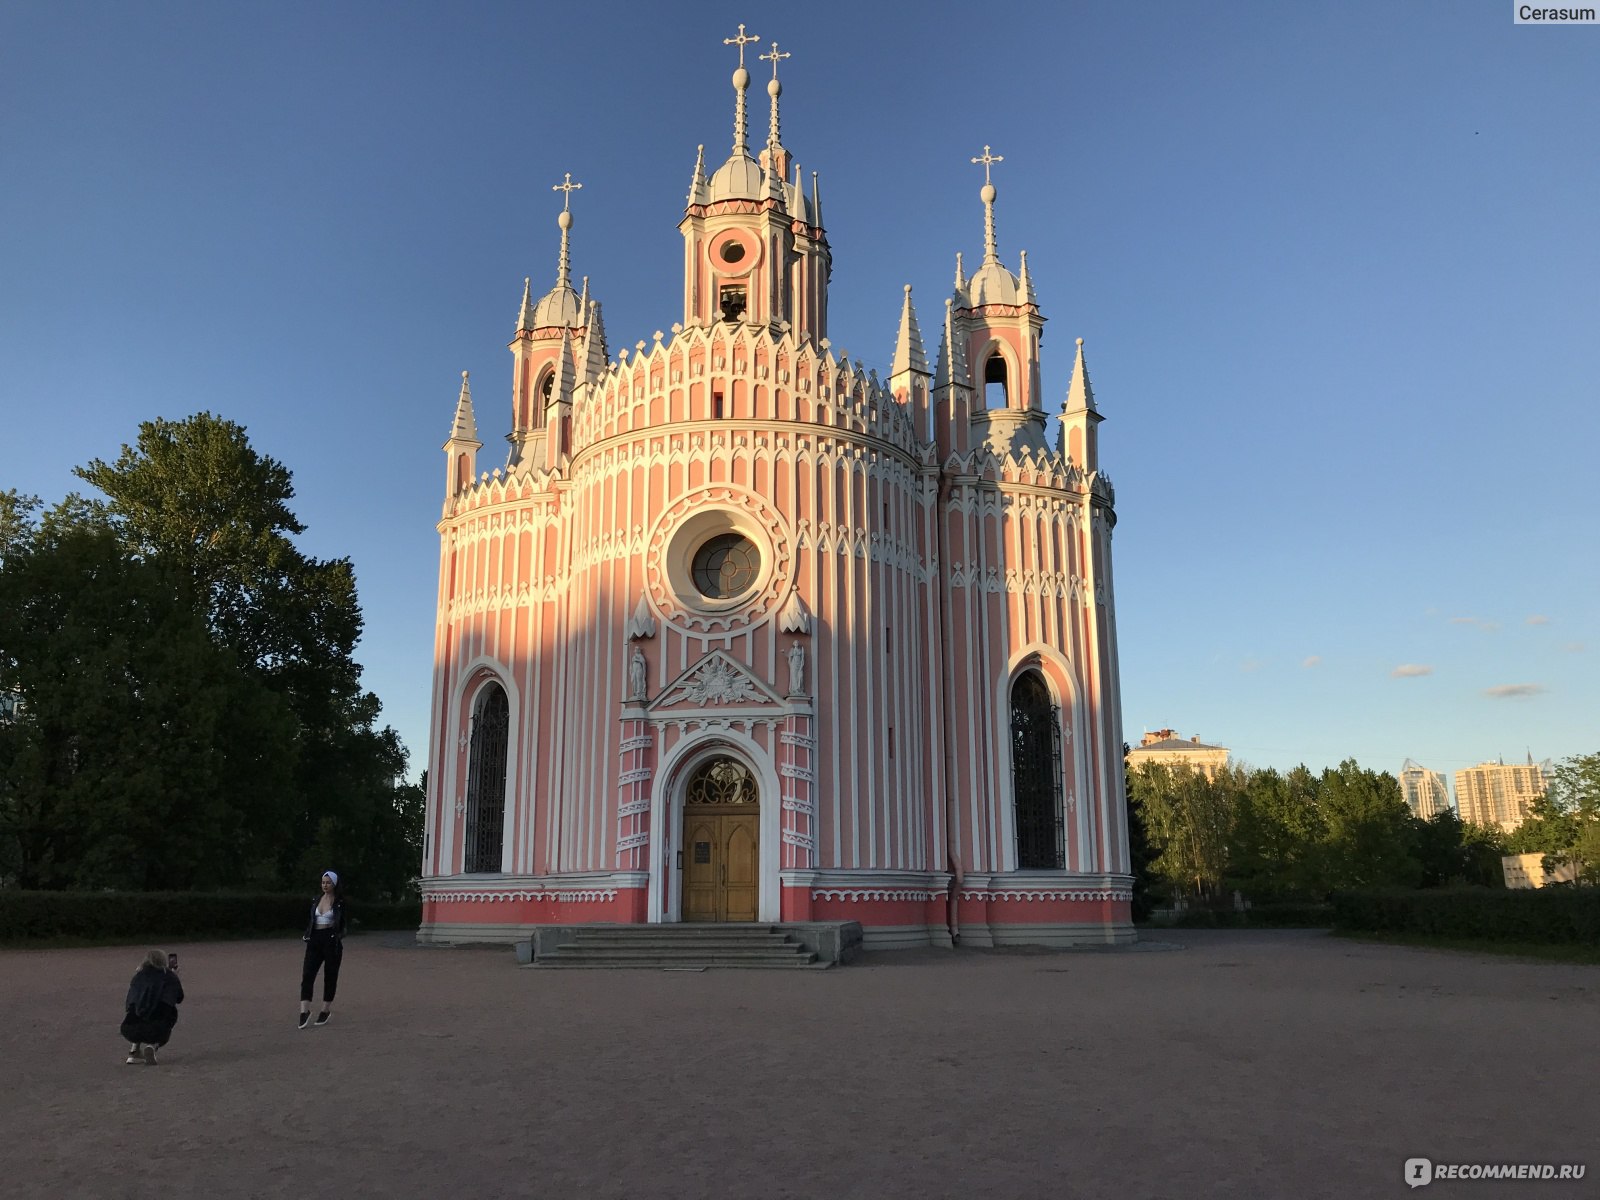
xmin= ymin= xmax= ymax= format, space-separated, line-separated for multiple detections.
xmin=299 ymin=870 xmax=347 ymax=1028
xmin=121 ymin=949 xmax=184 ymax=1065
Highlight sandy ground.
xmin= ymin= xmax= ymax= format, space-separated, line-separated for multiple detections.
xmin=2 ymin=929 xmax=1596 ymax=1200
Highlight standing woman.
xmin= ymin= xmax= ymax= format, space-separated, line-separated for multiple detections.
xmin=300 ymin=870 xmax=347 ymax=1028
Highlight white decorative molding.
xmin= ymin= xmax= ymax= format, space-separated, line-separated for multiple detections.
xmin=780 ymin=796 xmax=815 ymax=814
xmin=960 ymin=889 xmax=1132 ymax=903
xmin=779 ymin=763 xmax=814 ymax=782
xmin=779 ymin=732 xmax=816 ymax=749
xmin=617 ymin=797 xmax=651 ymax=817
xmin=619 ymin=734 xmax=655 ymax=753
xmin=777 ymin=591 xmax=811 ymax=634
xmin=810 ymin=888 xmax=942 ymax=903
xmin=781 ymin=830 xmax=815 ymax=851
xmin=625 ymin=592 xmax=658 ymax=640
xmin=618 ymin=767 xmax=652 ymax=786
xmin=616 ymin=831 xmax=651 ymax=852
xmin=421 ymin=889 xmax=621 ymax=904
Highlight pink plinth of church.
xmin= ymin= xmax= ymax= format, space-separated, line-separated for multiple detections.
xmin=420 ymin=36 xmax=1132 ymax=949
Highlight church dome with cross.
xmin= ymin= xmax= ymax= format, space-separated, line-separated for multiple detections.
xmin=421 ymin=26 xmax=1133 ymax=950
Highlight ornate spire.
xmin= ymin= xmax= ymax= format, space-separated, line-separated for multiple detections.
xmin=723 ymin=23 xmax=759 ymax=157
xmin=448 ymin=371 xmax=479 ymax=442
xmin=1064 ymin=337 xmax=1098 ymax=415
xmin=890 ymin=285 xmax=930 ymax=378
xmin=810 ymin=170 xmax=823 ymax=229
xmin=1018 ymin=250 xmax=1037 ymax=304
xmin=551 ymin=172 xmax=583 ymax=290
xmin=970 ymin=144 xmax=1003 ymax=266
xmin=582 ymin=299 xmax=609 ymax=379
xmin=516 ymin=276 xmax=534 ymax=332
xmin=550 ymin=327 xmax=576 ymax=411
xmin=688 ymin=143 xmax=709 ymax=206
xmin=954 ymin=251 xmax=966 ymax=293
xmin=934 ymin=298 xmax=969 ymax=390
xmin=760 ymin=41 xmax=789 ymax=150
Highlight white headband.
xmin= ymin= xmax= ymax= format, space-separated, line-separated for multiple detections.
xmin=323 ymin=871 xmax=339 ymax=885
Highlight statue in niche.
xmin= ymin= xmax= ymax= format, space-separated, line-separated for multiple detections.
xmin=786 ymin=641 xmax=806 ymax=696
xmin=628 ymin=646 xmax=648 ymax=701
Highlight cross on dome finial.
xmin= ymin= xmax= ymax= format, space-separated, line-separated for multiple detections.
xmin=723 ymin=23 xmax=760 ymax=68
xmin=971 ymin=144 xmax=1003 ymax=186
xmin=759 ymin=41 xmax=789 ymax=80
xmin=552 ymin=172 xmax=583 ymax=210
xmin=970 ymin=144 xmax=1004 ymax=265
xmin=723 ymin=24 xmax=760 ymax=156
xmin=759 ymin=41 xmax=790 ymax=149
xmin=551 ymin=172 xmax=583 ymax=290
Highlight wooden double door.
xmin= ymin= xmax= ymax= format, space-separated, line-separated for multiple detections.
xmin=682 ymin=809 xmax=759 ymax=923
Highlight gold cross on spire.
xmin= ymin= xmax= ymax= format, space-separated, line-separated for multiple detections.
xmin=970 ymin=145 xmax=1004 ymax=187
xmin=759 ymin=41 xmax=790 ymax=80
xmin=723 ymin=23 xmax=760 ymax=68
xmin=551 ymin=172 xmax=583 ymax=211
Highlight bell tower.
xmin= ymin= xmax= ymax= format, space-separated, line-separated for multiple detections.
xmin=507 ymin=174 xmax=592 ymax=473
xmin=953 ymin=146 xmax=1049 ymax=455
xmin=679 ymin=27 xmax=830 ymax=342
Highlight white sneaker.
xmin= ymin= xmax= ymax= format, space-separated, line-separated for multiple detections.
xmin=141 ymin=1044 xmax=157 ymax=1066
xmin=125 ymin=1051 xmax=141 ymax=1065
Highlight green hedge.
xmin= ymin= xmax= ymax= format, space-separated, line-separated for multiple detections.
xmin=0 ymin=891 xmax=421 ymax=943
xmin=1331 ymin=887 xmax=1600 ymax=944
xmin=1159 ymin=903 xmax=1333 ymax=929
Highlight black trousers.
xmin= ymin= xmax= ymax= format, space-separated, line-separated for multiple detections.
xmin=300 ymin=931 xmax=343 ymax=1003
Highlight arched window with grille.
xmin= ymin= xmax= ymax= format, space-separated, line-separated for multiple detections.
xmin=464 ymin=683 xmax=510 ymax=873
xmin=1011 ymin=671 xmax=1065 ymax=869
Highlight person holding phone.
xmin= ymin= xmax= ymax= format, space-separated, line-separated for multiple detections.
xmin=120 ymin=948 xmax=184 ymax=1065
xmin=299 ymin=870 xmax=347 ymax=1028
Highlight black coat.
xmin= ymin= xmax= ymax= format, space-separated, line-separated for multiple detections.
xmin=120 ymin=964 xmax=183 ymax=1044
xmin=304 ymin=895 xmax=348 ymax=940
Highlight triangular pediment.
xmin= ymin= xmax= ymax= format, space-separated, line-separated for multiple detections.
xmin=648 ymin=650 xmax=783 ymax=713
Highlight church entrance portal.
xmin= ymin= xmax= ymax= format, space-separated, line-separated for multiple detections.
xmin=680 ymin=755 xmax=759 ymax=923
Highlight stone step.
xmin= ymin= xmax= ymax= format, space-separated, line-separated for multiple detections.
xmin=552 ymin=945 xmax=813 ymax=960
xmin=530 ymin=956 xmax=830 ymax=970
xmin=561 ymin=936 xmax=794 ymax=949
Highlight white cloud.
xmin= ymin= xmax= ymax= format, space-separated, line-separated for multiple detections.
xmin=1563 ymin=642 xmax=1586 ymax=654
xmin=1302 ymin=655 xmax=1322 ymax=669
xmin=1449 ymin=616 xmax=1500 ymax=632
xmin=1240 ymin=657 xmax=1264 ymax=673
xmin=1391 ymin=663 xmax=1433 ymax=678
xmin=1484 ymin=683 xmax=1546 ymax=700
xmin=1526 ymin=614 xmax=1551 ymax=626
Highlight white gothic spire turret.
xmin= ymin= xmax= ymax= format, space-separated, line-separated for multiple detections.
xmin=889 ymin=285 xmax=929 ymax=379
xmin=530 ymin=174 xmax=586 ymax=329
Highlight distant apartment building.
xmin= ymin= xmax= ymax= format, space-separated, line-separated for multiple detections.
xmin=1454 ymin=759 xmax=1546 ymax=831
xmin=1126 ymin=730 xmax=1229 ymax=779
xmin=1398 ymin=759 xmax=1452 ymax=820
xmin=1501 ymin=852 xmax=1578 ymax=889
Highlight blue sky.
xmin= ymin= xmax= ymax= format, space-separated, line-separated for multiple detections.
xmin=3 ymin=2 xmax=1596 ymax=794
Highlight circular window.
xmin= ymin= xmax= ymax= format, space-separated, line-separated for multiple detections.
xmin=691 ymin=533 xmax=759 ymax=599
xmin=719 ymin=241 xmax=746 ymax=265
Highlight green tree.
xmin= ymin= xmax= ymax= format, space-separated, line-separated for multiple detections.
xmin=0 ymin=515 xmax=294 ymax=888
xmin=1227 ymin=765 xmax=1327 ymax=899
xmin=1533 ymin=752 xmax=1600 ymax=885
xmin=3 ymin=414 xmax=420 ymax=897
xmin=1128 ymin=762 xmax=1232 ymax=900
xmin=1319 ymin=760 xmax=1420 ymax=888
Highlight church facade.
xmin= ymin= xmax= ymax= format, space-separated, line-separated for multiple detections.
xmin=419 ymin=34 xmax=1133 ymax=948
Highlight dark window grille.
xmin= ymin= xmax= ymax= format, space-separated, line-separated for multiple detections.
xmin=1011 ymin=672 xmax=1065 ymax=869
xmin=464 ymin=684 xmax=509 ymax=873
xmin=692 ymin=533 xmax=758 ymax=599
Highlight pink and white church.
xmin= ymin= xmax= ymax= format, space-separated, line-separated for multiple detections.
xmin=419 ymin=33 xmax=1133 ymax=949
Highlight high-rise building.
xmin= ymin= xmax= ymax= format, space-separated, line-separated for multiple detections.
xmin=1398 ymin=759 xmax=1451 ymax=820
xmin=1454 ymin=759 xmax=1546 ymax=831
xmin=417 ymin=31 xmax=1132 ymax=949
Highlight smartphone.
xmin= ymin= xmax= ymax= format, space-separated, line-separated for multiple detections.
xmin=167 ymin=953 xmax=178 ymax=969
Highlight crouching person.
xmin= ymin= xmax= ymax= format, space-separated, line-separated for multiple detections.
xmin=121 ymin=949 xmax=184 ymax=1065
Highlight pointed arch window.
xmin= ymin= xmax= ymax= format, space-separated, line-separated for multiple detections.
xmin=984 ymin=353 xmax=1009 ymax=409
xmin=464 ymin=683 xmax=510 ymax=873
xmin=1011 ymin=671 xmax=1065 ymax=869
xmin=532 ymin=369 xmax=554 ymax=428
